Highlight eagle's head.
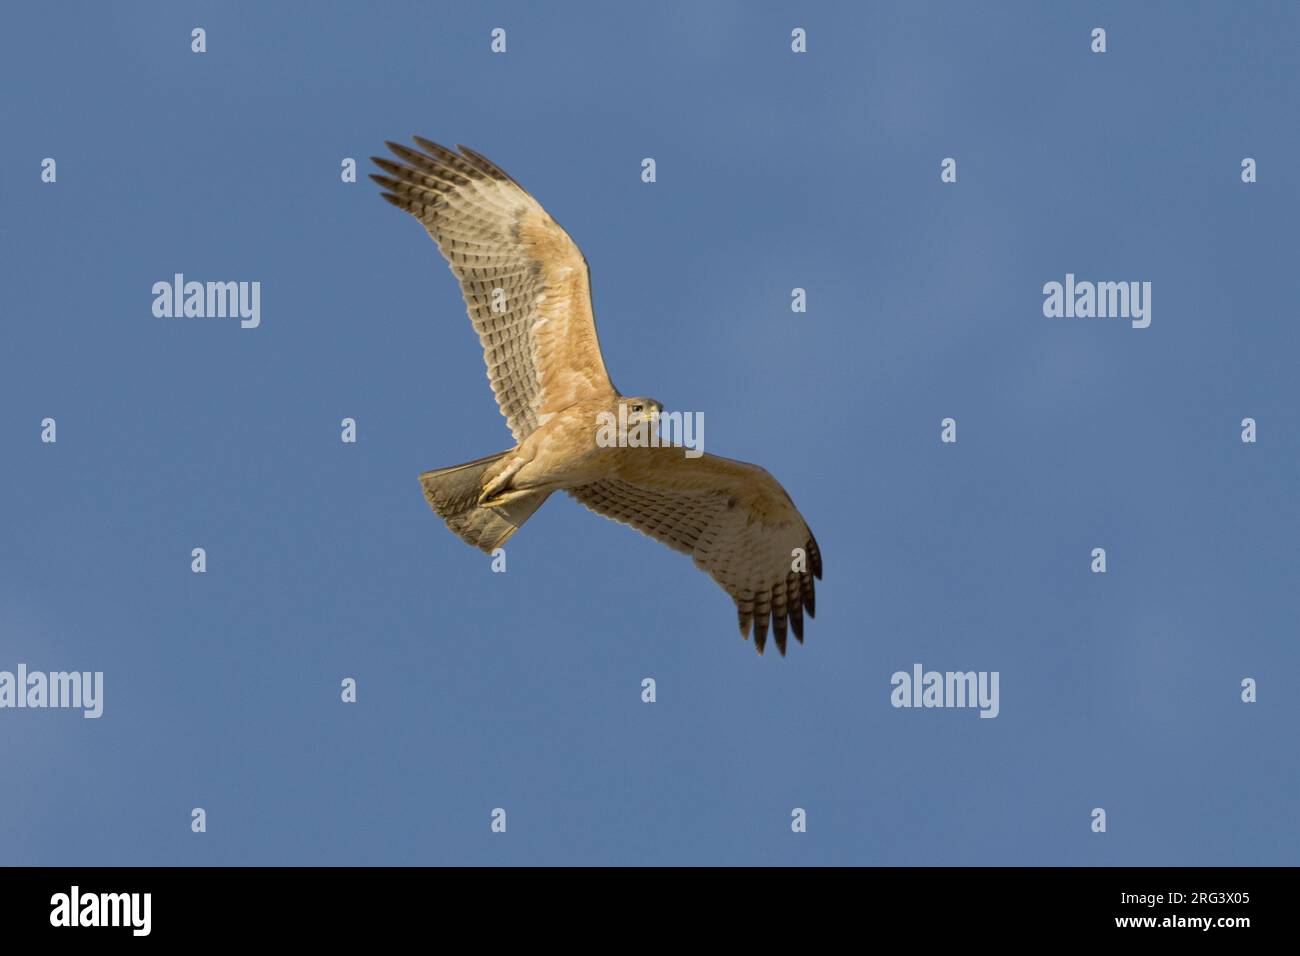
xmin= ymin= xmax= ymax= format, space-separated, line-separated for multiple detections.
xmin=621 ymin=397 xmax=662 ymax=427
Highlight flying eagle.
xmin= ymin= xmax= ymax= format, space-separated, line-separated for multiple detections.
xmin=371 ymin=139 xmax=822 ymax=655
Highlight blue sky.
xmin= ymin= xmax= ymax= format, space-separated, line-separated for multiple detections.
xmin=1 ymin=1 xmax=1297 ymax=865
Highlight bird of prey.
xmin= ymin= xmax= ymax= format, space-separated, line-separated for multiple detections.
xmin=371 ymin=139 xmax=822 ymax=655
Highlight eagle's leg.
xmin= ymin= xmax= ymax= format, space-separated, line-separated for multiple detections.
xmin=480 ymin=486 xmax=540 ymax=509
xmin=478 ymin=456 xmax=525 ymax=506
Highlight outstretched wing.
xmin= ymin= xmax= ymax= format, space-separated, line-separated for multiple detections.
xmin=569 ymin=448 xmax=822 ymax=656
xmin=372 ymin=139 xmax=616 ymax=440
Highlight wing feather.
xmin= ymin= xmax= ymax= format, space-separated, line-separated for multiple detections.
xmin=372 ymin=140 xmax=615 ymax=440
xmin=569 ymin=449 xmax=822 ymax=655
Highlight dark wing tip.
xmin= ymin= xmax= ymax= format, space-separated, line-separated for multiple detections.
xmin=371 ymin=157 xmax=406 ymax=176
xmin=773 ymin=608 xmax=788 ymax=656
xmin=456 ymin=144 xmax=512 ymax=181
xmin=412 ymin=135 xmax=453 ymax=156
xmin=753 ymin=613 xmax=769 ymax=654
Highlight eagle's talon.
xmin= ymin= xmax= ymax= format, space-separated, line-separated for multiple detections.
xmin=480 ymin=488 xmax=535 ymax=509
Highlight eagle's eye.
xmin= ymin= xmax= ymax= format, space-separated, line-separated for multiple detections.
xmin=631 ymin=404 xmax=643 ymax=413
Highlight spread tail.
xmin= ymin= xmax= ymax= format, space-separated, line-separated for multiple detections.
xmin=419 ymin=452 xmax=550 ymax=553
